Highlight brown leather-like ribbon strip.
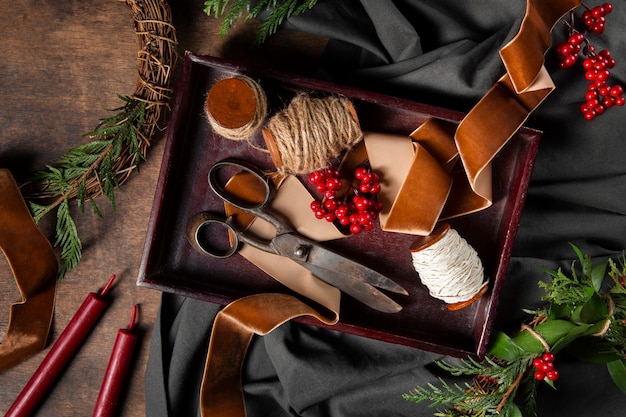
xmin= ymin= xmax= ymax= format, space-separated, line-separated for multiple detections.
xmin=360 ymin=0 xmax=581 ymax=236
xmin=199 ymin=293 xmax=336 ymax=417
xmin=0 ymin=169 xmax=58 ymax=373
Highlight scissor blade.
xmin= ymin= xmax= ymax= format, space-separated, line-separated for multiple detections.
xmin=271 ymin=234 xmax=407 ymax=313
xmin=303 ymin=262 xmax=403 ymax=313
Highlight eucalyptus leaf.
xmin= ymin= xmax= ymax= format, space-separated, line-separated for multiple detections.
xmin=550 ymin=323 xmax=593 ymax=353
xmin=607 ymin=359 xmax=626 ymax=394
xmin=578 ymin=292 xmax=609 ymax=324
xmin=591 ymin=260 xmax=608 ymax=292
xmin=487 ymin=331 xmax=525 ymax=361
xmin=512 ymin=320 xmax=579 ymax=353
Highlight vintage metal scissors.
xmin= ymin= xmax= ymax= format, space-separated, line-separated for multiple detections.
xmin=187 ymin=159 xmax=408 ymax=313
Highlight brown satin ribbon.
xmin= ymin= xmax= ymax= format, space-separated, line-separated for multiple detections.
xmin=198 ymin=0 xmax=582 ymax=414
xmin=200 ymin=293 xmax=336 ymax=417
xmin=361 ymin=0 xmax=581 ymax=236
xmin=0 ymin=169 xmax=58 ymax=373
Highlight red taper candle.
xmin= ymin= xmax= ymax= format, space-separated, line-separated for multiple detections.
xmin=5 ymin=274 xmax=116 ymax=417
xmin=92 ymin=304 xmax=139 ymax=417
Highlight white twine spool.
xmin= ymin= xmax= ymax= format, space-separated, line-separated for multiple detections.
xmin=410 ymin=224 xmax=487 ymax=305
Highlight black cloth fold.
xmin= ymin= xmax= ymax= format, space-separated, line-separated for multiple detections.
xmin=146 ymin=1 xmax=626 ymax=415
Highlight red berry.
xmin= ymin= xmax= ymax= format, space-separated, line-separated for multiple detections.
xmin=338 ymin=216 xmax=350 ymax=226
xmin=603 ymin=96 xmax=615 ymax=108
xmin=532 ymin=358 xmax=544 ymax=368
xmin=534 ymin=370 xmax=546 ymax=381
xmin=352 ymin=195 xmax=368 ymax=211
xmin=568 ymin=32 xmax=585 ymax=45
xmin=582 ymin=57 xmax=595 ymax=69
xmin=546 ymin=370 xmax=559 ymax=381
xmin=540 ymin=362 xmax=554 ymax=372
xmin=359 ymin=183 xmax=371 ymax=193
xmin=369 ymin=182 xmax=381 ymax=194
xmin=615 ymin=96 xmax=625 ymax=106
xmin=354 ymin=166 xmax=368 ymax=180
xmin=542 ymin=352 xmax=555 ymax=363
xmin=585 ymin=69 xmax=597 ymax=81
xmin=603 ymin=3 xmax=613 ymax=14
xmin=324 ymin=189 xmax=336 ymax=199
xmin=324 ymin=199 xmax=338 ymax=211
xmin=599 ymin=83 xmax=612 ymax=96
xmin=349 ymin=223 xmax=362 ymax=234
xmin=585 ymin=90 xmax=598 ymax=101
xmin=556 ymin=42 xmax=574 ymax=56
xmin=592 ymin=5 xmax=605 ymax=18
xmin=310 ymin=200 xmax=322 ymax=210
xmin=596 ymin=70 xmax=610 ymax=81
xmin=610 ymin=85 xmax=623 ymax=97
xmin=591 ymin=23 xmax=605 ymax=34
xmin=584 ymin=110 xmax=597 ymax=121
xmin=584 ymin=45 xmax=596 ymax=56
xmin=325 ymin=177 xmax=342 ymax=191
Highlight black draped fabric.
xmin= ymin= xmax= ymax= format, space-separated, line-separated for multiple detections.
xmin=145 ymin=1 xmax=626 ymax=415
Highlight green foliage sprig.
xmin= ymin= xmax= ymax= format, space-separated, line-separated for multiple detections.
xmin=20 ymin=0 xmax=178 ymax=280
xmin=28 ymin=96 xmax=147 ymax=278
xmin=203 ymin=0 xmax=319 ymax=44
xmin=404 ymin=244 xmax=626 ymax=416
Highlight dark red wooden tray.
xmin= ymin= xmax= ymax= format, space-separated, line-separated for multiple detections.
xmin=137 ymin=52 xmax=541 ymax=358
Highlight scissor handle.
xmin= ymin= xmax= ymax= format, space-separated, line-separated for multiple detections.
xmin=208 ymin=159 xmax=291 ymax=234
xmin=208 ymin=159 xmax=271 ymax=210
xmin=186 ymin=212 xmax=240 ymax=258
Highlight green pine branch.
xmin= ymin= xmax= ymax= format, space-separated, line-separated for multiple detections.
xmin=28 ymin=95 xmax=147 ymax=278
xmin=203 ymin=0 xmax=319 ymax=44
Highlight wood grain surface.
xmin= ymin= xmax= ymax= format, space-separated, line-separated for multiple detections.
xmin=0 ymin=1 xmax=326 ymax=415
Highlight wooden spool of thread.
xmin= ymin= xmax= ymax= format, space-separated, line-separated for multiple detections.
xmin=410 ymin=223 xmax=488 ymax=311
xmin=204 ymin=75 xmax=267 ymax=141
xmin=262 ymin=94 xmax=362 ymax=174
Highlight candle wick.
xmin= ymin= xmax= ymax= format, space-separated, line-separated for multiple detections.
xmin=100 ymin=274 xmax=117 ymax=297
xmin=127 ymin=304 xmax=139 ymax=331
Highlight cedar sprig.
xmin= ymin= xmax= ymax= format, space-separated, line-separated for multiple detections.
xmin=28 ymin=95 xmax=147 ymax=278
xmin=203 ymin=0 xmax=319 ymax=44
xmin=404 ymin=355 xmax=536 ymax=416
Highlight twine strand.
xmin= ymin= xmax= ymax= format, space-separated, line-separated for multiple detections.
xmin=410 ymin=227 xmax=486 ymax=304
xmin=266 ymin=94 xmax=362 ymax=174
xmin=520 ymin=324 xmax=551 ymax=352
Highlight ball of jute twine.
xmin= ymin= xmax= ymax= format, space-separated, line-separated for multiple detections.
xmin=265 ymin=94 xmax=362 ymax=174
xmin=205 ymin=74 xmax=268 ymax=142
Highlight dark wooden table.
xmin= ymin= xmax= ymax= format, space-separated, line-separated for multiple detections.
xmin=0 ymin=1 xmax=325 ymax=415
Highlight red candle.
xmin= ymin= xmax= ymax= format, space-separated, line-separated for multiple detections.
xmin=5 ymin=274 xmax=116 ymax=417
xmin=92 ymin=304 xmax=139 ymax=417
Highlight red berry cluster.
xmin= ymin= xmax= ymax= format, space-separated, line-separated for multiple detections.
xmin=581 ymin=50 xmax=624 ymax=120
xmin=308 ymin=166 xmax=383 ymax=234
xmin=581 ymin=2 xmax=612 ymax=34
xmin=532 ymin=352 xmax=559 ymax=382
xmin=555 ymin=32 xmax=585 ymax=69
xmin=555 ymin=2 xmax=623 ymax=120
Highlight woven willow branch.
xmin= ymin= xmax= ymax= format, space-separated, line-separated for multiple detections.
xmin=25 ymin=0 xmax=178 ymax=203
xmin=21 ymin=0 xmax=178 ymax=277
